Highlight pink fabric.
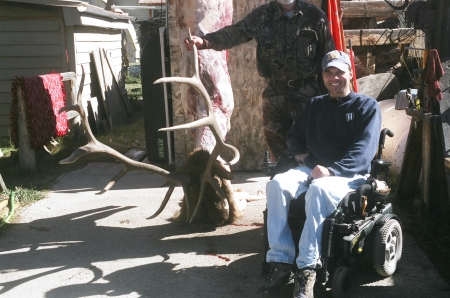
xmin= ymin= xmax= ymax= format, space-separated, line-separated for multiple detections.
xmin=10 ymin=73 xmax=68 ymax=149
xmin=423 ymin=49 xmax=445 ymax=103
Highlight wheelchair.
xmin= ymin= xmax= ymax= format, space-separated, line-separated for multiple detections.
xmin=260 ymin=128 xmax=403 ymax=298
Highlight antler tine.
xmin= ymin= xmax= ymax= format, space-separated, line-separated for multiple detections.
xmin=147 ymin=185 xmax=176 ymax=219
xmin=58 ymin=67 xmax=190 ymax=218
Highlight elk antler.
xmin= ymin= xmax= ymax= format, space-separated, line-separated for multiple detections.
xmin=59 ymin=40 xmax=240 ymax=223
xmin=59 ymin=65 xmax=192 ymax=220
xmin=154 ymin=30 xmax=240 ymax=223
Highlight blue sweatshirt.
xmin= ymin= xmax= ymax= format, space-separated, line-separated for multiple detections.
xmin=287 ymin=92 xmax=381 ymax=177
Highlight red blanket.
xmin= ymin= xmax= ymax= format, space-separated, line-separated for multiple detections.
xmin=422 ymin=49 xmax=445 ymax=104
xmin=10 ymin=73 xmax=68 ymax=149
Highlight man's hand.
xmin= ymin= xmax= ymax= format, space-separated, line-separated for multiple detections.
xmin=294 ymin=154 xmax=307 ymax=164
xmin=184 ymin=36 xmax=206 ymax=51
xmin=311 ymin=165 xmax=334 ymax=179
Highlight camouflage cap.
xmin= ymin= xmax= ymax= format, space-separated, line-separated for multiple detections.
xmin=322 ymin=50 xmax=351 ymax=72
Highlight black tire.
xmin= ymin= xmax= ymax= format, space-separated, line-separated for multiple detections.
xmin=373 ymin=219 xmax=403 ymax=276
xmin=363 ymin=231 xmax=375 ymax=266
xmin=331 ymin=266 xmax=353 ymax=298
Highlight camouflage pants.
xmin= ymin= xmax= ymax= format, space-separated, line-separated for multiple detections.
xmin=262 ymin=81 xmax=321 ymax=162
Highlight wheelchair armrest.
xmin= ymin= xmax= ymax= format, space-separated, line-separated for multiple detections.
xmin=340 ymin=183 xmax=373 ymax=217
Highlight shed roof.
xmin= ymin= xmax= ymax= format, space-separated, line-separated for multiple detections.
xmin=139 ymin=0 xmax=166 ymax=5
xmin=3 ymin=0 xmax=136 ymax=22
xmin=3 ymin=0 xmax=82 ymax=7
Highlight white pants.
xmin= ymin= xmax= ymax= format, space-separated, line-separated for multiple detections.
xmin=265 ymin=166 xmax=366 ymax=269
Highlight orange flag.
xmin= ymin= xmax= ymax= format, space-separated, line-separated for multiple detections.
xmin=328 ymin=0 xmax=358 ymax=92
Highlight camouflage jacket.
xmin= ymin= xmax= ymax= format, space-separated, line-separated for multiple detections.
xmin=203 ymin=0 xmax=335 ymax=81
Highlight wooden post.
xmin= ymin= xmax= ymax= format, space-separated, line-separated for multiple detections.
xmin=0 ymin=174 xmax=6 ymax=192
xmin=15 ymin=72 xmax=76 ymax=170
xmin=16 ymin=85 xmax=36 ymax=170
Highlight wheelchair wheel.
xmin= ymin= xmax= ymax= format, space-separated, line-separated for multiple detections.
xmin=362 ymin=231 xmax=375 ymax=266
xmin=331 ymin=266 xmax=353 ymax=298
xmin=373 ymin=219 xmax=403 ymax=276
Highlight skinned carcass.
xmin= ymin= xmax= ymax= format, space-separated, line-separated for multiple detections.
xmin=59 ymin=42 xmax=241 ymax=225
xmin=174 ymin=0 xmax=234 ymax=151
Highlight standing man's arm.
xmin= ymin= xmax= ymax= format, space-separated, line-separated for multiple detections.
xmin=185 ymin=6 xmax=263 ymax=51
xmin=317 ymin=17 xmax=336 ymax=59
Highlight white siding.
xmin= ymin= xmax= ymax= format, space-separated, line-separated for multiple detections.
xmin=0 ymin=16 xmax=66 ymax=142
xmin=73 ymin=28 xmax=125 ymax=120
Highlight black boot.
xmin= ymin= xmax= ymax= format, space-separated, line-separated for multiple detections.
xmin=294 ymin=268 xmax=316 ymax=298
xmin=257 ymin=262 xmax=292 ymax=296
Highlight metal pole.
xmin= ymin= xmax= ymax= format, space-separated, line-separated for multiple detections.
xmin=159 ymin=27 xmax=173 ymax=164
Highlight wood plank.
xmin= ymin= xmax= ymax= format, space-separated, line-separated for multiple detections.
xmin=0 ymin=68 xmax=58 ymax=80
xmin=0 ymin=117 xmax=10 ymax=126
xmin=79 ymin=16 xmax=129 ymax=30
xmin=76 ymin=52 xmax=91 ymax=65
xmin=75 ymin=33 xmax=121 ymax=43
xmin=344 ymin=28 xmax=415 ymax=46
xmin=0 ymin=57 xmax=62 ymax=69
xmin=92 ymin=49 xmax=113 ymax=129
xmin=0 ymin=126 xmax=10 ymax=137
xmin=99 ymin=48 xmax=129 ymax=127
xmin=0 ymin=80 xmax=11 ymax=93
xmin=0 ymin=93 xmax=12 ymax=104
xmin=0 ymin=19 xmax=61 ymax=32
xmin=0 ymin=103 xmax=11 ymax=113
xmin=103 ymin=48 xmax=133 ymax=116
xmin=75 ymin=63 xmax=92 ymax=75
xmin=0 ymin=32 xmax=61 ymax=45
xmin=0 ymin=45 xmax=62 ymax=57
xmin=342 ymin=1 xmax=403 ymax=18
xmin=0 ymin=72 xmax=73 ymax=103
xmin=107 ymin=48 xmax=122 ymax=59
xmin=76 ymin=41 xmax=121 ymax=53
xmin=88 ymin=96 xmax=102 ymax=133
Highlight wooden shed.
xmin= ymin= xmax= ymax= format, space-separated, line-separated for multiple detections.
xmin=0 ymin=0 xmax=136 ymax=145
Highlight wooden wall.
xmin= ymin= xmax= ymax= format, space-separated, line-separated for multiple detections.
xmin=167 ymin=0 xmax=321 ymax=170
xmin=0 ymin=2 xmax=127 ymax=145
xmin=73 ymin=27 xmax=124 ymax=112
xmin=0 ymin=4 xmax=68 ymax=145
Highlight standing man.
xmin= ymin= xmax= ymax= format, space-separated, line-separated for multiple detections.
xmin=260 ymin=50 xmax=381 ymax=297
xmin=185 ymin=0 xmax=335 ymax=162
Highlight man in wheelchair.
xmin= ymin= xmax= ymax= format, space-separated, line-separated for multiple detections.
xmin=258 ymin=50 xmax=382 ymax=297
